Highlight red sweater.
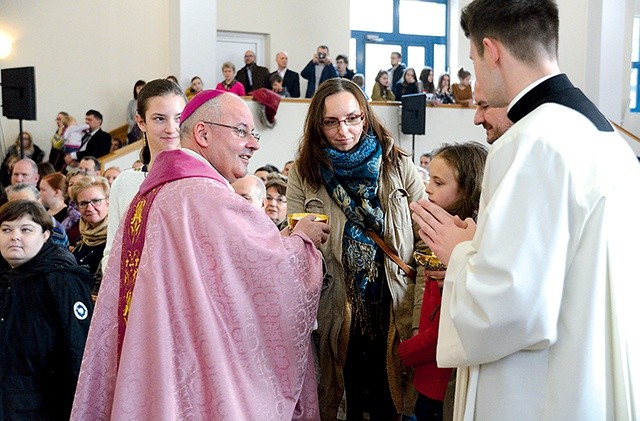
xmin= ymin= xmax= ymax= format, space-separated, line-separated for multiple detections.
xmin=397 ymin=279 xmax=453 ymax=401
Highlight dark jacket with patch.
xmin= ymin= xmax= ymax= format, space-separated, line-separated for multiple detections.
xmin=0 ymin=240 xmax=94 ymax=420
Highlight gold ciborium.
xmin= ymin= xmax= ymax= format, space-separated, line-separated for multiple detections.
xmin=413 ymin=248 xmax=447 ymax=271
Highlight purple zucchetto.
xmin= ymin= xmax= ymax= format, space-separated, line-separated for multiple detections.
xmin=179 ymin=89 xmax=227 ymax=125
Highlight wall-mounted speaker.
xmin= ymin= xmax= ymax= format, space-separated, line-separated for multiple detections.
xmin=1 ymin=66 xmax=36 ymax=120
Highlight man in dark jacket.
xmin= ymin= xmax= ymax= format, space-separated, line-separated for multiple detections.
xmin=236 ymin=50 xmax=271 ymax=94
xmin=389 ymin=51 xmax=407 ymax=87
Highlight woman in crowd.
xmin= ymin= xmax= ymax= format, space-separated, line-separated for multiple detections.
xmin=419 ymin=67 xmax=436 ymax=94
xmin=1 ymin=132 xmax=45 ymax=186
xmin=40 ymin=172 xmax=81 ymax=245
xmin=264 ymin=173 xmax=288 ymax=230
xmin=70 ymin=176 xmax=109 ymax=295
xmin=392 ymin=67 xmax=419 ymax=101
xmin=435 ymin=73 xmax=454 ymax=104
xmin=126 ymin=80 xmax=146 ymax=143
xmin=185 ymin=76 xmax=203 ymax=101
xmin=49 ymin=111 xmax=69 ymax=171
xmin=102 ymin=79 xmax=186 ymax=269
xmin=371 ymin=69 xmax=396 ymax=101
xmin=216 ymin=62 xmax=246 ymax=96
xmin=398 ymin=142 xmax=488 ymax=421
xmin=0 ymin=200 xmax=93 ymax=419
xmin=287 ymin=78 xmax=427 ymax=420
xmin=4 ymin=132 xmax=45 ymax=164
xmin=254 ymin=164 xmax=280 ymax=183
xmin=451 ymin=67 xmax=473 ymax=106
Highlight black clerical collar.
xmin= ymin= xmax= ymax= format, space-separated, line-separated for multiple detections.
xmin=508 ymin=74 xmax=612 ymax=132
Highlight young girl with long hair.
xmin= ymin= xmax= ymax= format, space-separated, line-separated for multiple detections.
xmin=398 ymin=141 xmax=488 ymax=421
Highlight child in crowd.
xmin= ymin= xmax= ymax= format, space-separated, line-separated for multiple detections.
xmin=269 ymin=73 xmax=290 ymax=97
xmin=62 ymin=115 xmax=89 ymax=155
xmin=398 ymin=141 xmax=488 ymax=421
xmin=185 ymin=76 xmax=203 ymax=101
xmin=371 ymin=69 xmax=395 ymax=101
xmin=351 ymin=73 xmax=368 ymax=99
xmin=452 ymin=67 xmax=473 ymax=106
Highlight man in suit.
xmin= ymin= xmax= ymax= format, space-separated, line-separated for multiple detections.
xmin=65 ymin=110 xmax=112 ymax=165
xmin=235 ymin=50 xmax=270 ymax=94
xmin=301 ymin=45 xmax=338 ymax=98
xmin=270 ymin=52 xmax=300 ymax=98
xmin=388 ymin=51 xmax=406 ymax=87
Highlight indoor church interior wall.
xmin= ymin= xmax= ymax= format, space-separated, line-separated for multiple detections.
xmin=0 ymin=0 xmax=637 ymax=161
xmin=0 ymin=0 xmax=170 ymax=153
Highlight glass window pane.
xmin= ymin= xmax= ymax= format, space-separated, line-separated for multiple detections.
xmin=351 ymin=0 xmax=393 ymax=33
xmin=365 ymin=43 xmax=401 ymax=97
xmin=633 ymin=17 xmax=640 ymax=62
xmin=630 ymin=68 xmax=638 ymax=110
xmin=400 ymin=1 xmax=447 ymax=36
xmin=349 ymin=38 xmax=357 ymax=72
xmin=408 ymin=46 xmax=425 ymax=75
xmin=433 ymin=44 xmax=447 ymax=81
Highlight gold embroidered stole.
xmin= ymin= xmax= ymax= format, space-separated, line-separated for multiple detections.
xmin=116 ymin=186 xmax=162 ymax=366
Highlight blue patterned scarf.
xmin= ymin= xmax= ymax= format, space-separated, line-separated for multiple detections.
xmin=321 ymin=133 xmax=385 ymax=334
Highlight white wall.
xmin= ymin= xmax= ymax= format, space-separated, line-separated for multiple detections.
xmin=0 ymin=0 xmax=171 ymax=156
xmin=216 ymin=0 xmax=351 ymax=86
xmin=104 ymin=100 xmax=485 ymax=173
xmin=1 ymin=0 xmax=637 ymax=160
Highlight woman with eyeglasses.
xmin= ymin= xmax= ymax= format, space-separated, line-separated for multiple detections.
xmin=264 ymin=174 xmax=288 ymax=229
xmin=287 ymin=78 xmax=428 ymax=420
xmin=70 ymin=176 xmax=110 ymax=295
xmin=1 ymin=131 xmax=45 ymax=187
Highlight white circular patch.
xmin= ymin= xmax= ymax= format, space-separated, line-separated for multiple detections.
xmin=73 ymin=301 xmax=89 ymax=320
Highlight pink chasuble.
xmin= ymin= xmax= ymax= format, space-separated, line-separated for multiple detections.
xmin=72 ymin=149 xmax=323 ymax=420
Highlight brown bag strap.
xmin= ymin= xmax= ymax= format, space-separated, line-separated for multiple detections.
xmin=366 ymin=230 xmax=416 ymax=281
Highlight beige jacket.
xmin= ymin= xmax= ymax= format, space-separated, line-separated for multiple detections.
xmin=287 ymin=149 xmax=427 ymax=419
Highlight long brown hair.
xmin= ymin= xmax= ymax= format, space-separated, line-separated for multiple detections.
xmin=295 ymin=78 xmax=402 ymax=190
xmin=432 ymin=142 xmax=488 ymax=220
xmin=136 ymin=79 xmax=186 ymax=165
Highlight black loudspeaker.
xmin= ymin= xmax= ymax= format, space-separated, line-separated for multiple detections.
xmin=1 ymin=66 xmax=36 ymax=120
xmin=401 ymin=93 xmax=426 ymax=135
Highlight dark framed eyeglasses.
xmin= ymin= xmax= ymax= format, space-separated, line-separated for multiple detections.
xmin=77 ymin=198 xmax=106 ymax=209
xmin=202 ymin=121 xmax=261 ymax=142
xmin=322 ymin=113 xmax=364 ymax=129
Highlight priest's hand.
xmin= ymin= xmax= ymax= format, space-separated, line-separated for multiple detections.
xmin=292 ymin=215 xmax=330 ymax=248
xmin=410 ymin=199 xmax=475 ymax=265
